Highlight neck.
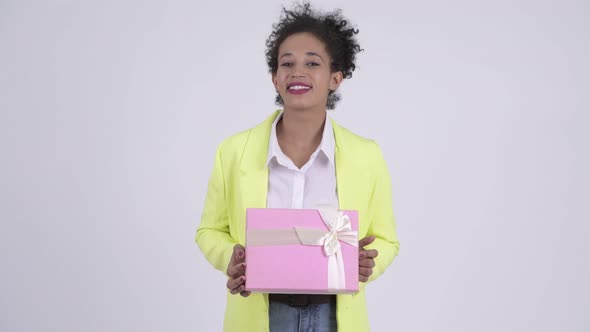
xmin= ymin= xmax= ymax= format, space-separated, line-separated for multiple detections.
xmin=277 ymin=108 xmax=326 ymax=147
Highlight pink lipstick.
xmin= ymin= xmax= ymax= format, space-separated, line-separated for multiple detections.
xmin=287 ymin=82 xmax=312 ymax=95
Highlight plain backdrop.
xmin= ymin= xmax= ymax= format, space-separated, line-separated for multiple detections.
xmin=1 ymin=0 xmax=589 ymax=331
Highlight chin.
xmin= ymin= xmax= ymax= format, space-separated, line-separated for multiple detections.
xmin=283 ymin=99 xmax=319 ymax=111
xmin=283 ymin=101 xmax=306 ymax=110
xmin=286 ymin=104 xmax=309 ymax=111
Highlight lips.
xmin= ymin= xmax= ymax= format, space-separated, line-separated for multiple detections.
xmin=287 ymin=82 xmax=312 ymax=94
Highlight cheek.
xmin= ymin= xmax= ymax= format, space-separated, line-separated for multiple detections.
xmin=315 ymin=72 xmax=331 ymax=86
xmin=275 ymin=72 xmax=288 ymax=84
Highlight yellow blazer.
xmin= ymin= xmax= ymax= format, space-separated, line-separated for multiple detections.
xmin=196 ymin=111 xmax=399 ymax=332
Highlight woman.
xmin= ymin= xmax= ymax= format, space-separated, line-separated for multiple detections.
xmin=196 ymin=3 xmax=399 ymax=331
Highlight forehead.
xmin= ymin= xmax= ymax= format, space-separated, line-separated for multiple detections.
xmin=278 ymin=32 xmax=329 ymax=57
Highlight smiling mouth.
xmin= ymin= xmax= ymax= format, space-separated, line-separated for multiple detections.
xmin=289 ymin=85 xmax=311 ymax=90
xmin=287 ymin=83 xmax=312 ymax=94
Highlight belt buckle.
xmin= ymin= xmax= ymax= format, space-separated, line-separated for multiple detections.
xmin=288 ymin=294 xmax=309 ymax=307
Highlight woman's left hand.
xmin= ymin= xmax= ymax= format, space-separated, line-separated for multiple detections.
xmin=358 ymin=235 xmax=378 ymax=282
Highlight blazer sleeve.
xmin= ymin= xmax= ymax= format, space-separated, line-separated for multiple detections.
xmin=365 ymin=141 xmax=400 ymax=282
xmin=195 ymin=144 xmax=236 ymax=275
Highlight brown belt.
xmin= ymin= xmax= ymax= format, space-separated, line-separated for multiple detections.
xmin=269 ymin=294 xmax=336 ymax=307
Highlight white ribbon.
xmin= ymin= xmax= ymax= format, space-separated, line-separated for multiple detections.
xmin=294 ymin=209 xmax=358 ymax=290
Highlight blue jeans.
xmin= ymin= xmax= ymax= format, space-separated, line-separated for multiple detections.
xmin=269 ymin=301 xmax=337 ymax=332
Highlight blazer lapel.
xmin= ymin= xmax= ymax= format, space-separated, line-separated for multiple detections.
xmin=238 ymin=111 xmax=281 ymax=211
xmin=332 ymin=119 xmax=371 ymax=235
xmin=333 ymin=120 xmax=355 ymax=211
xmin=237 ymin=113 xmax=365 ymax=213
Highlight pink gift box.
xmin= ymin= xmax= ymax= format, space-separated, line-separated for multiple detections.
xmin=245 ymin=208 xmax=359 ymax=294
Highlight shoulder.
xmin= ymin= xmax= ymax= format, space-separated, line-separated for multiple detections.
xmin=217 ymin=127 xmax=251 ymax=155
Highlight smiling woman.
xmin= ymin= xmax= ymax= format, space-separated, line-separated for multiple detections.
xmin=265 ymin=3 xmax=362 ymax=110
xmin=272 ymin=32 xmax=343 ymax=113
xmin=195 ymin=2 xmax=399 ymax=332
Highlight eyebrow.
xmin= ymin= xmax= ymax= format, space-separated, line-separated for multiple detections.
xmin=279 ymin=52 xmax=325 ymax=61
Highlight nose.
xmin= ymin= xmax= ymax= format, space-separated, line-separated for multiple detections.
xmin=290 ymin=63 xmax=307 ymax=78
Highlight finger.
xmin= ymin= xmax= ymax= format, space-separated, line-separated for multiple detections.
xmin=359 ymin=250 xmax=366 ymax=259
xmin=226 ymin=277 xmax=242 ymax=292
xmin=359 ymin=275 xmax=369 ymax=283
xmin=359 ymin=258 xmax=376 ymax=268
xmin=228 ymin=280 xmax=245 ymax=294
xmin=359 ymin=267 xmax=373 ymax=277
xmin=227 ymin=262 xmax=246 ymax=279
xmin=233 ymin=245 xmax=246 ymax=263
xmin=226 ymin=245 xmax=246 ymax=275
xmin=236 ymin=283 xmax=251 ymax=297
xmin=226 ymin=275 xmax=246 ymax=291
xmin=229 ymin=283 xmax=241 ymax=294
xmin=363 ymin=249 xmax=378 ymax=259
xmin=358 ymin=235 xmax=376 ymax=248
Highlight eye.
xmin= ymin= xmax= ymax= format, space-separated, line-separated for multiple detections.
xmin=307 ymin=62 xmax=320 ymax=66
xmin=280 ymin=62 xmax=293 ymax=67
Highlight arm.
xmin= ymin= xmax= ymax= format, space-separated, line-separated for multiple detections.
xmin=195 ymin=145 xmax=236 ymax=275
xmin=364 ymin=142 xmax=400 ymax=282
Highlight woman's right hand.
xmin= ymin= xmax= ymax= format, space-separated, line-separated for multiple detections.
xmin=226 ymin=244 xmax=251 ymax=297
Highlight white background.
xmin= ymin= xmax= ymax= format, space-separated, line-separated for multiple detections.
xmin=1 ymin=0 xmax=588 ymax=331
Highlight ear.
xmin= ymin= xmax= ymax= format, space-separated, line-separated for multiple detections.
xmin=329 ymin=71 xmax=344 ymax=91
xmin=272 ymin=72 xmax=278 ymax=90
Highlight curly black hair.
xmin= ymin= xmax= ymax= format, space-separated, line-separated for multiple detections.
xmin=265 ymin=2 xmax=362 ymax=110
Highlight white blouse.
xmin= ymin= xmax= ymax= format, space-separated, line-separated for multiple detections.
xmin=266 ymin=111 xmax=339 ymax=210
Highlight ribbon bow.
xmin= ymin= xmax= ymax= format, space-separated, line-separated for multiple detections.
xmin=294 ymin=208 xmax=358 ymax=289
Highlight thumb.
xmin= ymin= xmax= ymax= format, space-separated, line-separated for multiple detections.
xmin=358 ymin=235 xmax=376 ymax=248
xmin=233 ymin=244 xmax=246 ymax=263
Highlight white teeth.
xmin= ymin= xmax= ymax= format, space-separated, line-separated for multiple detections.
xmin=289 ymin=85 xmax=311 ymax=90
